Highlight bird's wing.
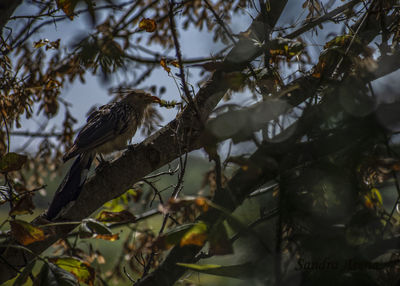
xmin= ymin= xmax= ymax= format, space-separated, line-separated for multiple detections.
xmin=74 ymin=106 xmax=124 ymax=153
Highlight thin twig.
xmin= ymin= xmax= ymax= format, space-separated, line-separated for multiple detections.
xmin=123 ymin=266 xmax=136 ymax=283
xmin=168 ymin=0 xmax=202 ymax=123
xmin=204 ymin=0 xmax=258 ymax=80
xmin=286 ymin=0 xmax=362 ymax=39
xmin=143 ymin=164 xmax=179 ymax=180
xmin=331 ymin=0 xmax=372 ymax=77
xmin=1 ymin=112 xmax=10 ymax=153
xmin=142 ymin=178 xmax=164 ymax=206
xmin=204 ymin=0 xmax=237 ymax=44
xmin=10 ymin=1 xmax=132 ymax=50
xmin=10 ymin=131 xmax=63 ymax=137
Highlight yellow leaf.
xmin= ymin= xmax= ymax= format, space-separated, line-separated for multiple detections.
xmin=180 ymin=221 xmax=208 ymax=247
xmin=50 ymin=257 xmax=95 ymax=286
xmin=33 ymin=39 xmax=49 ymax=49
xmin=370 ymin=188 xmax=383 ymax=206
xmin=364 ymin=188 xmax=383 ymax=209
xmin=160 ymin=58 xmax=171 ymax=73
xmin=10 ymin=220 xmax=46 ymax=245
xmin=139 ymin=18 xmax=157 ymax=32
xmin=170 ymin=60 xmax=180 ymax=68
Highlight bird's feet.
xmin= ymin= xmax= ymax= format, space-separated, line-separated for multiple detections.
xmin=95 ymin=154 xmax=110 ymax=171
xmin=127 ymin=144 xmax=138 ymax=151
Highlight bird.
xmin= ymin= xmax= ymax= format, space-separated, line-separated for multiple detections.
xmin=46 ymin=90 xmax=161 ymax=220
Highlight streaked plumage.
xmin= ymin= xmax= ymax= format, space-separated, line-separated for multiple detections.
xmin=46 ymin=90 xmax=160 ymax=219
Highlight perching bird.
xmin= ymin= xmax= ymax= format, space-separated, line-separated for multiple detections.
xmin=46 ymin=90 xmax=161 ymax=220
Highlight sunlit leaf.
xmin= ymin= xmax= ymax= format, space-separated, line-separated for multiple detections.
xmin=103 ymin=188 xmax=138 ymax=211
xmin=158 ymin=99 xmax=180 ymax=109
xmin=96 ymin=210 xmax=136 ymax=223
xmin=176 ymin=262 xmax=254 ymax=279
xmin=364 ymin=188 xmax=383 ymax=209
xmin=33 ymin=39 xmax=49 ymax=49
xmin=10 ymin=220 xmax=46 ymax=245
xmin=139 ymin=18 xmax=157 ymax=32
xmin=180 ymin=221 xmax=208 ymax=247
xmin=34 ymin=262 xmax=78 ymax=286
xmin=0 ymin=152 xmax=27 ymax=172
xmin=269 ymin=37 xmax=305 ymax=61
xmin=50 ymin=257 xmax=95 ymax=286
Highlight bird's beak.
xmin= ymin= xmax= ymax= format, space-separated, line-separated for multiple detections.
xmin=150 ymin=96 xmax=161 ymax=103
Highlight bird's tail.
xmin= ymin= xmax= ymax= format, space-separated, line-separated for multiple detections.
xmin=46 ymin=153 xmax=94 ymax=220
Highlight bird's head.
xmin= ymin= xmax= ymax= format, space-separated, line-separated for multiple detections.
xmin=122 ymin=90 xmax=161 ymax=106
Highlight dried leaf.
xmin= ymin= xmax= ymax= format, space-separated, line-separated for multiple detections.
xmin=33 ymin=39 xmax=49 ymax=49
xmin=97 ymin=210 xmax=136 ymax=223
xmin=160 ymin=58 xmax=171 ymax=73
xmin=0 ymin=152 xmax=27 ymax=172
xmin=56 ymin=0 xmax=78 ymax=20
xmin=139 ymin=18 xmax=157 ymax=32
xmin=10 ymin=220 xmax=46 ymax=245
xmin=9 ymin=193 xmax=35 ymax=216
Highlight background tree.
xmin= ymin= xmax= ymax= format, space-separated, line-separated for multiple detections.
xmin=1 ymin=0 xmax=400 ymax=285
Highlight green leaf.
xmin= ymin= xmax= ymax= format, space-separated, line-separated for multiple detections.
xmin=154 ymin=223 xmax=195 ymax=249
xmin=0 ymin=152 xmax=27 ymax=172
xmin=80 ymin=218 xmax=112 ymax=238
xmin=49 ymin=257 xmax=95 ymax=285
xmin=13 ymin=260 xmax=36 ymax=286
xmin=176 ymin=262 xmax=255 ymax=279
xmin=34 ymin=262 xmax=78 ymax=286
